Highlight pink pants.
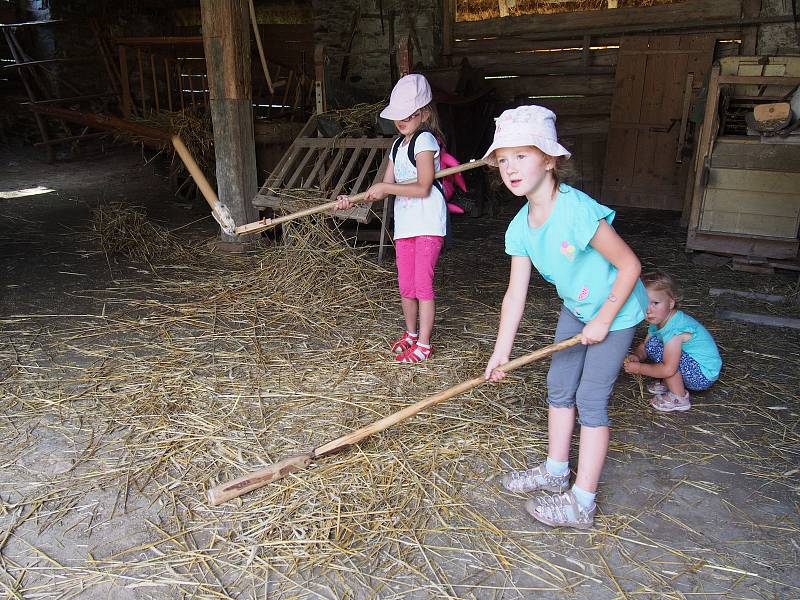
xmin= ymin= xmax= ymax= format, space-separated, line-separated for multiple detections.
xmin=395 ymin=236 xmax=444 ymax=301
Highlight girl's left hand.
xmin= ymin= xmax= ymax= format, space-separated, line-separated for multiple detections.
xmin=581 ymin=320 xmax=610 ymax=345
xmin=623 ymin=360 xmax=641 ymax=374
xmin=365 ymin=183 xmax=389 ymax=202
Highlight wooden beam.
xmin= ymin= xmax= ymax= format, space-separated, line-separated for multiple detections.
xmin=488 ymin=73 xmax=616 ymax=100
xmin=0 ymin=19 xmax=64 ymax=28
xmin=716 ymin=309 xmax=800 ymax=331
xmin=740 ymin=0 xmax=761 ymax=55
xmin=26 ymin=104 xmax=170 ymax=144
xmin=454 ymin=0 xmax=742 ymax=38
xmin=470 ymin=47 xmax=618 ymax=77
xmin=442 ymin=0 xmax=454 ymax=64
xmin=200 ymin=0 xmax=259 ymax=240
xmin=115 ymin=36 xmax=203 ymax=46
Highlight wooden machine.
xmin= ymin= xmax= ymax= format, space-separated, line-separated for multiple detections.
xmin=686 ymin=56 xmax=800 ymax=267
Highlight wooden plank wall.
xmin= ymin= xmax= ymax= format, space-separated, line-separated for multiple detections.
xmin=452 ymin=0 xmax=745 ymax=199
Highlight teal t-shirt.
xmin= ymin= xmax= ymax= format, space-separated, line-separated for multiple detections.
xmin=647 ymin=310 xmax=722 ymax=380
xmin=505 ymin=184 xmax=647 ymax=331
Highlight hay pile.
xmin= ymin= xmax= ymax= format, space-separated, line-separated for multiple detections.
xmin=1 ymin=208 xmax=799 ymax=598
xmin=132 ymin=109 xmax=215 ymax=188
xmin=457 ymin=0 xmax=682 ymax=20
xmin=318 ymin=101 xmax=387 ymax=138
xmin=89 ymin=203 xmax=196 ymax=263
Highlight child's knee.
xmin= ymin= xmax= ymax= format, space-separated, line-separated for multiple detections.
xmin=397 ymin=274 xmax=416 ymax=299
xmin=575 ymin=386 xmax=612 ymax=427
xmin=546 ymin=369 xmax=578 ymax=409
xmin=577 ymin=403 xmax=610 ymax=427
xmin=413 ymin=272 xmax=435 ymax=300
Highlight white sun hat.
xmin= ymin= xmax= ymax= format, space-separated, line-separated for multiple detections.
xmin=379 ymin=74 xmax=433 ymax=121
xmin=482 ymin=105 xmax=571 ymax=166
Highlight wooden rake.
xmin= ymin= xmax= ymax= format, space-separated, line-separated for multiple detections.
xmin=207 ymin=333 xmax=582 ymax=506
xmin=234 ymin=159 xmax=488 ymax=237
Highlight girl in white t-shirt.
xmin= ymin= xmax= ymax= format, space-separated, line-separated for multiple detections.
xmin=336 ymin=74 xmax=446 ymax=363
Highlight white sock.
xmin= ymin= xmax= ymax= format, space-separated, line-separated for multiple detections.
xmin=545 ymin=457 xmax=569 ymax=477
xmin=571 ymin=484 xmax=596 ymax=510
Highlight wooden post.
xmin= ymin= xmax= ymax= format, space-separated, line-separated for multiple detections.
xmin=137 ymin=49 xmax=146 ymax=115
xmin=441 ymin=0 xmax=454 ymax=66
xmin=200 ymin=0 xmax=259 ymax=240
xmin=685 ymin=64 xmax=720 ymax=232
xmin=398 ymin=35 xmax=412 ymax=77
xmin=119 ymin=46 xmax=132 ymax=118
xmin=498 ymin=0 xmax=509 ymax=18
xmin=314 ymin=44 xmax=326 ymax=114
xmin=741 ymin=0 xmax=761 ymax=55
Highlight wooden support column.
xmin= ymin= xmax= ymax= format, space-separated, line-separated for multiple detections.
xmin=741 ymin=0 xmax=761 ymax=55
xmin=200 ymin=0 xmax=258 ymax=241
xmin=441 ymin=0 xmax=454 ymax=66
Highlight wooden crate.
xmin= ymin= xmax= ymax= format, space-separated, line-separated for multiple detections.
xmin=698 ymin=141 xmax=800 ymax=239
xmin=686 ymin=62 xmax=800 ymax=260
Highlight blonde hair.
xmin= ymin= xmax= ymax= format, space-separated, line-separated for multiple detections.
xmin=643 ymin=270 xmax=682 ymax=306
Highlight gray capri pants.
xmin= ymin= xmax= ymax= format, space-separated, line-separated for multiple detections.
xmin=546 ymin=307 xmax=636 ymax=427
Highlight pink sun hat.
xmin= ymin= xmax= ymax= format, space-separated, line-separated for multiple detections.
xmin=380 ymin=74 xmax=433 ymax=121
xmin=482 ymin=105 xmax=571 ymax=166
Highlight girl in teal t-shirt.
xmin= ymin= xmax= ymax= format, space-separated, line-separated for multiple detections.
xmin=624 ymin=271 xmax=721 ymax=413
xmin=482 ymin=106 xmax=647 ymax=530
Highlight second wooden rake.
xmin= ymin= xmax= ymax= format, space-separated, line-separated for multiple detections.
xmin=207 ymin=333 xmax=582 ymax=505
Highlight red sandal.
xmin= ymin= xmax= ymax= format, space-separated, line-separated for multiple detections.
xmin=390 ymin=331 xmax=418 ymax=354
xmin=396 ymin=342 xmax=433 ymax=363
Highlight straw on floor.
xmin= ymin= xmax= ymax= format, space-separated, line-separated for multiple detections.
xmin=0 ymin=205 xmax=798 ymax=598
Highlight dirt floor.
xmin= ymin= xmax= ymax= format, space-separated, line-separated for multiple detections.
xmin=1 ymin=142 xmax=799 ymax=599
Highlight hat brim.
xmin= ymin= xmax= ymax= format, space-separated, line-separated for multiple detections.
xmin=482 ymin=135 xmax=571 ymax=166
xmin=380 ymin=104 xmax=415 ymax=121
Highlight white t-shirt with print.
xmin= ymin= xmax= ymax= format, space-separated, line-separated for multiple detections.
xmin=391 ymin=131 xmax=447 ymax=240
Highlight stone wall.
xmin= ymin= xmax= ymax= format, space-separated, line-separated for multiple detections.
xmin=758 ymin=0 xmax=800 ymax=55
xmin=311 ymin=0 xmax=441 ymax=99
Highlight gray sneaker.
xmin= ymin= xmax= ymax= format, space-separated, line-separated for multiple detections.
xmin=525 ymin=490 xmax=595 ymax=529
xmin=501 ymin=462 xmax=570 ymax=494
xmin=646 ymin=379 xmax=668 ymax=395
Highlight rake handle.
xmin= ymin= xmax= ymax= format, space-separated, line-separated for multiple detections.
xmin=207 ymin=333 xmax=582 ymax=506
xmin=234 ymin=159 xmax=488 ymax=236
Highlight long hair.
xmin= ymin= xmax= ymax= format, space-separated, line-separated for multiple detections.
xmin=415 ymin=101 xmax=445 ymax=145
xmin=642 ymin=270 xmax=682 ymax=307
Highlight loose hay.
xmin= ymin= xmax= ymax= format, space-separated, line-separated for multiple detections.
xmin=1 ymin=207 xmax=799 ymax=598
xmin=318 ymin=101 xmax=387 ymax=139
xmin=89 ymin=203 xmax=195 ymax=264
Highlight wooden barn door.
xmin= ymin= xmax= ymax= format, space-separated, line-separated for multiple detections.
xmin=602 ymin=35 xmax=715 ymax=210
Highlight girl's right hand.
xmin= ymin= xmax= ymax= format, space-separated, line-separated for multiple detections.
xmin=624 ymin=354 xmax=640 ymax=364
xmin=484 ymin=353 xmax=510 ymax=381
xmin=334 ymin=195 xmax=352 ymax=210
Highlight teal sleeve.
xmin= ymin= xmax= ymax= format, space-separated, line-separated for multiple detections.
xmin=573 ymin=200 xmax=615 ymax=250
xmin=504 ymin=218 xmax=527 ymax=256
xmin=506 ymin=214 xmax=528 ymax=256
